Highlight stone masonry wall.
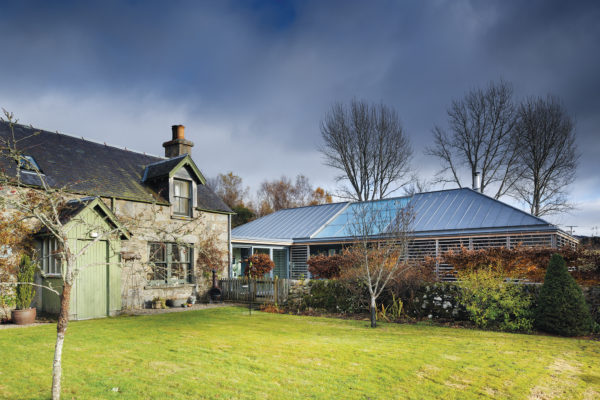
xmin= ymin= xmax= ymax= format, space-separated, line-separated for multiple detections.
xmin=112 ymin=198 xmax=229 ymax=310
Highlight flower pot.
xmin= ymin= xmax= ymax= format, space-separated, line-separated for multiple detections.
xmin=12 ymin=308 xmax=36 ymax=325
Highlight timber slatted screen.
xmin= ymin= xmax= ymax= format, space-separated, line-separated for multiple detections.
xmin=290 ymin=246 xmax=309 ymax=279
xmin=556 ymin=233 xmax=577 ymax=249
xmin=403 ymin=233 xmax=568 ymax=281
xmin=219 ymin=278 xmax=290 ymax=304
xmin=407 ymin=239 xmax=436 ymax=261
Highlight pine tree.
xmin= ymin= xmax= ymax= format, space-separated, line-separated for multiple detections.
xmin=534 ymin=254 xmax=592 ymax=336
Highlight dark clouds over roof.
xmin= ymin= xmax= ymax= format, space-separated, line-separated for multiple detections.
xmin=0 ymin=0 xmax=598 ymax=234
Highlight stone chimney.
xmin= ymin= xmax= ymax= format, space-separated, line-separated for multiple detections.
xmin=162 ymin=125 xmax=194 ymax=158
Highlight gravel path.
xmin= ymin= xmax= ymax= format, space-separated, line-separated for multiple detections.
xmin=120 ymin=302 xmax=232 ymax=316
xmin=0 ymin=322 xmax=51 ymax=330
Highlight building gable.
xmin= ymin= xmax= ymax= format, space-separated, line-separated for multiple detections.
xmin=0 ymin=121 xmax=230 ymax=213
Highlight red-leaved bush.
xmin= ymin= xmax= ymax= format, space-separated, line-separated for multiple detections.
xmin=244 ymin=253 xmax=275 ymax=278
xmin=307 ymin=249 xmax=359 ymax=279
xmin=425 ymin=245 xmax=600 ymax=284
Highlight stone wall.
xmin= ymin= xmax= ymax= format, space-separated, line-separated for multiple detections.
xmin=407 ymin=283 xmax=468 ymax=320
xmin=113 ymin=198 xmax=229 ymax=310
xmin=283 ymin=278 xmax=600 ymax=324
xmin=285 ymin=279 xmax=311 ymax=310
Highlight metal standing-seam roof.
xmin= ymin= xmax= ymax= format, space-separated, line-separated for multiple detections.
xmin=232 ymin=202 xmax=349 ymax=242
xmin=233 ymin=188 xmax=562 ymax=244
xmin=409 ymin=188 xmax=548 ymax=233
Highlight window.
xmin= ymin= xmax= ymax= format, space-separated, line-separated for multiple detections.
xmin=173 ymin=179 xmax=192 ymax=216
xmin=148 ymin=242 xmax=193 ymax=285
xmin=19 ymin=155 xmax=42 ymax=173
xmin=41 ymin=238 xmax=61 ymax=275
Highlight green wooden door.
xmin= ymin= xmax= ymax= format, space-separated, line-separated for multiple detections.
xmin=76 ymin=240 xmax=109 ymax=319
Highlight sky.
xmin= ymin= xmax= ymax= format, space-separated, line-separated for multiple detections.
xmin=0 ymin=0 xmax=598 ymax=236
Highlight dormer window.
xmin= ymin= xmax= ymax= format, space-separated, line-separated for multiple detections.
xmin=173 ymin=179 xmax=192 ymax=216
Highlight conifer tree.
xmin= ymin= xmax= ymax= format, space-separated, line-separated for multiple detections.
xmin=535 ymin=254 xmax=592 ymax=336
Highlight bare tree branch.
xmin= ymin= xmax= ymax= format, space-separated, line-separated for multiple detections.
xmin=426 ymin=80 xmax=519 ymax=198
xmin=512 ymin=96 xmax=579 ymax=216
xmin=320 ymin=100 xmax=413 ymax=201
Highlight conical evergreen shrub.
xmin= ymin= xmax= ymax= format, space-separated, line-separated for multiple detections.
xmin=534 ymin=253 xmax=592 ymax=336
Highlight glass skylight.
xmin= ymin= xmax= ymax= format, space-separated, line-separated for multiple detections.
xmin=313 ymin=197 xmax=411 ymax=239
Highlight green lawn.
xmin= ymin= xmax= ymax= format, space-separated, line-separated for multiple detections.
xmin=0 ymin=307 xmax=599 ymax=399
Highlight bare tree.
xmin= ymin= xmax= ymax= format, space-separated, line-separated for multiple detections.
xmin=344 ymin=200 xmax=414 ymax=328
xmin=209 ymin=171 xmax=249 ymax=209
xmin=427 ymin=80 xmax=519 ymax=198
xmin=402 ymin=175 xmax=431 ymax=196
xmin=0 ymin=114 xmax=127 ymax=399
xmin=256 ymin=174 xmax=331 ymax=216
xmin=512 ymin=96 xmax=579 ymax=216
xmin=0 ymin=111 xmax=222 ymax=399
xmin=320 ymin=100 xmax=413 ymax=201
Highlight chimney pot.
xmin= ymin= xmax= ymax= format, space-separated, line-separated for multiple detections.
xmin=171 ymin=125 xmax=185 ymax=140
xmin=473 ymin=171 xmax=482 ymax=192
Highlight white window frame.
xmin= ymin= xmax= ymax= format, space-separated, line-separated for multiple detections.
xmin=172 ymin=179 xmax=193 ymax=217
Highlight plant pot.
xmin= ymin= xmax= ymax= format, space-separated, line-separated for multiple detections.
xmin=165 ymin=299 xmax=186 ymax=308
xmin=11 ymin=308 xmax=36 ymax=325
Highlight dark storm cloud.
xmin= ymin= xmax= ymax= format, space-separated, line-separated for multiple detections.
xmin=0 ymin=0 xmax=598 ymax=233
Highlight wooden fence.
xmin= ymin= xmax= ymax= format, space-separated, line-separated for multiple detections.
xmin=219 ymin=277 xmax=291 ymax=304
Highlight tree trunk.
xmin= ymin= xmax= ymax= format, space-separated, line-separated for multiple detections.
xmin=52 ymin=282 xmax=72 ymax=400
xmin=370 ymin=296 xmax=377 ymax=328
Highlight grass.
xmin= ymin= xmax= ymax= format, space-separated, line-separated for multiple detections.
xmin=0 ymin=307 xmax=599 ymax=399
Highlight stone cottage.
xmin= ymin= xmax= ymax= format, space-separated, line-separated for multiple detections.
xmin=0 ymin=121 xmax=232 ymax=319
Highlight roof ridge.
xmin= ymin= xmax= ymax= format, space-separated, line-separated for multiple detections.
xmin=275 ymin=200 xmax=351 ymax=211
xmin=6 ymin=121 xmax=165 ymax=160
xmin=270 ymin=188 xmax=469 ymax=213
xmin=462 ymin=187 xmax=552 ymax=226
xmin=66 ymin=196 xmax=97 ymax=204
xmin=144 ymin=154 xmax=187 ymax=167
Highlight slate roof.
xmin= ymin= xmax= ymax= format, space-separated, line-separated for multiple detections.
xmin=232 ymin=188 xmax=564 ymax=243
xmin=57 ymin=197 xmax=96 ymax=224
xmin=0 ymin=121 xmax=231 ymax=213
xmin=142 ymin=155 xmax=188 ymax=182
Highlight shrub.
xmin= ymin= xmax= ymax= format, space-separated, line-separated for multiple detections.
xmin=307 ymin=250 xmax=358 ymax=279
xmin=15 ymin=254 xmax=36 ymax=310
xmin=259 ymin=303 xmax=284 ymax=313
xmin=244 ymin=253 xmax=274 ymax=278
xmin=429 ymin=245 xmax=600 ymax=284
xmin=458 ymin=268 xmax=534 ymax=332
xmin=384 ymin=264 xmax=436 ymax=310
xmin=303 ymin=279 xmax=367 ymax=314
xmin=534 ymin=254 xmax=593 ymax=336
xmin=195 ymin=233 xmax=227 ymax=279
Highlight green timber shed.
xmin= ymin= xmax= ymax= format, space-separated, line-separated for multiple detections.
xmin=37 ymin=197 xmax=129 ymax=320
